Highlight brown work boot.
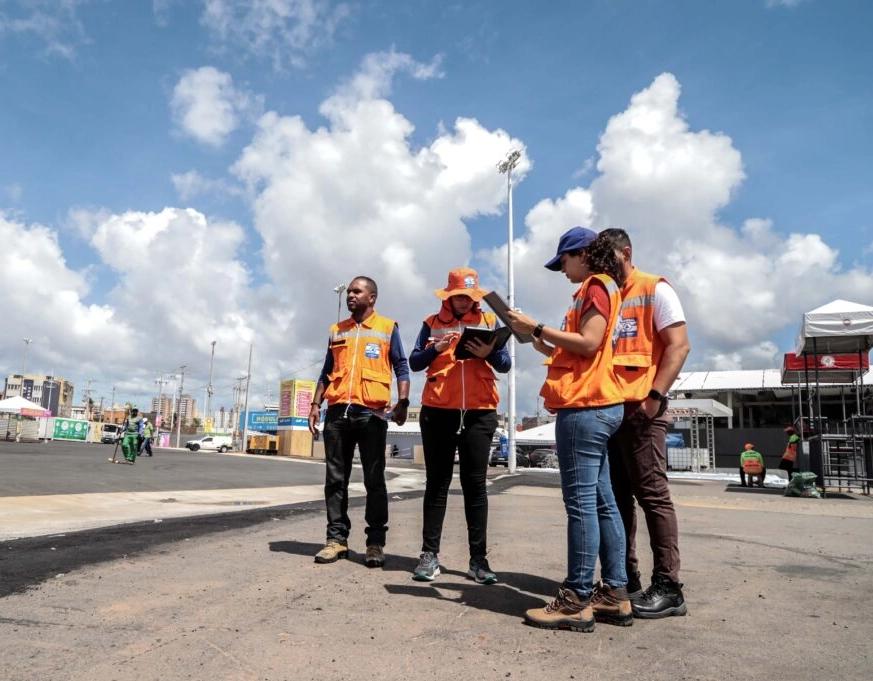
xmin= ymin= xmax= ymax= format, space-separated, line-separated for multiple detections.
xmin=524 ymin=585 xmax=595 ymax=632
xmin=314 ymin=539 xmax=348 ymax=564
xmin=591 ymin=581 xmax=634 ymax=627
xmin=364 ymin=545 xmax=385 ymax=568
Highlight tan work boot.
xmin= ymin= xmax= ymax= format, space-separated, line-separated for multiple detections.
xmin=364 ymin=545 xmax=385 ymax=568
xmin=524 ymin=585 xmax=595 ymax=632
xmin=591 ymin=581 xmax=634 ymax=626
xmin=314 ymin=539 xmax=348 ymax=564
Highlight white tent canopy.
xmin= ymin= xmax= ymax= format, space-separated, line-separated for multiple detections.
xmin=795 ymin=299 xmax=873 ymax=356
xmin=515 ymin=422 xmax=558 ymax=444
xmin=0 ymin=395 xmax=50 ymax=415
xmin=515 ymin=398 xmax=731 ymax=446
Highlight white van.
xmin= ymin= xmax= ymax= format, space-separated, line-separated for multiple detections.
xmin=101 ymin=423 xmax=122 ymax=444
xmin=184 ymin=435 xmax=233 ymax=453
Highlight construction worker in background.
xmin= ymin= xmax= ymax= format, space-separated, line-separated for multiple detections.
xmin=779 ymin=426 xmax=800 ymax=481
xmin=119 ymin=408 xmax=143 ymax=465
xmin=140 ymin=417 xmax=154 ymax=457
xmin=739 ymin=443 xmax=766 ymax=488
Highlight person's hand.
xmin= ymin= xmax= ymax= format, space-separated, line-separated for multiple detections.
xmin=433 ymin=331 xmax=460 ymax=352
xmin=505 ymin=309 xmax=537 ymax=335
xmin=308 ymin=403 xmax=321 ymax=436
xmin=532 ymin=336 xmax=552 ymax=355
xmin=464 ymin=336 xmax=497 ymax=359
xmin=638 ymin=397 xmax=662 ymax=419
xmin=392 ymin=402 xmax=409 ymax=426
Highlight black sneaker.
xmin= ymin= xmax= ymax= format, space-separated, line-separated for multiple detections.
xmin=467 ymin=555 xmax=498 ymax=585
xmin=631 ymin=575 xmax=687 ymax=619
xmin=413 ymin=551 xmax=440 ymax=581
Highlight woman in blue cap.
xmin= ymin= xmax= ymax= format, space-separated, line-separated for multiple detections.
xmin=507 ymin=226 xmax=631 ymax=632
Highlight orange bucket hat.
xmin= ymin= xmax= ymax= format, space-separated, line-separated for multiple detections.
xmin=434 ymin=268 xmax=489 ymax=302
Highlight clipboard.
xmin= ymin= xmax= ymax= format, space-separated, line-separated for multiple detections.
xmin=454 ymin=325 xmax=512 ymax=360
xmin=482 ymin=291 xmax=535 ymax=343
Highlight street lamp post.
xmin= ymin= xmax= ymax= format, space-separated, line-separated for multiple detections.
xmin=498 ymin=149 xmax=521 ymax=473
xmin=333 ymin=284 xmax=346 ymax=323
xmin=206 ymin=340 xmax=216 ymax=426
xmin=21 ymin=338 xmax=33 ymax=378
xmin=175 ymin=365 xmax=186 ymax=448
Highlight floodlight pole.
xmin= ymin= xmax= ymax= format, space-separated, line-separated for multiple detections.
xmin=22 ymin=338 xmax=33 ymax=378
xmin=333 ymin=285 xmax=346 ymax=323
xmin=498 ymin=149 xmax=521 ymax=474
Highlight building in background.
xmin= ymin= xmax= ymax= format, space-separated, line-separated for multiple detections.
xmin=3 ymin=374 xmax=75 ymax=417
xmin=215 ymin=406 xmax=237 ymax=432
xmin=150 ymin=396 xmax=174 ymax=424
xmin=148 ymin=394 xmax=198 ymax=426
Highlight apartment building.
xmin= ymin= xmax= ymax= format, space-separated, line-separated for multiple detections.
xmin=3 ymin=374 xmax=75 ymax=417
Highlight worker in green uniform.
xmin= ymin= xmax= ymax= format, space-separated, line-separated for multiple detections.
xmin=739 ymin=443 xmax=766 ymax=488
xmin=120 ymin=407 xmax=144 ymax=465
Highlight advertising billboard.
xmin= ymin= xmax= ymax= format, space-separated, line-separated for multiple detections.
xmin=53 ymin=418 xmax=88 ymax=441
xmin=238 ymin=410 xmax=279 ymax=433
xmin=277 ymin=379 xmax=316 ymax=430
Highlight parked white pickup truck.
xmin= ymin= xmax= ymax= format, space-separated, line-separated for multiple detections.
xmin=184 ymin=435 xmax=233 ymax=453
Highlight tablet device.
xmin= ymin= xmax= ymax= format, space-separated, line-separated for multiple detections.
xmin=482 ymin=291 xmax=535 ymax=343
xmin=454 ymin=325 xmax=512 ymax=360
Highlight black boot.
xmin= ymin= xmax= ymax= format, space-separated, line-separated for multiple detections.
xmin=626 ymin=570 xmax=643 ymax=597
xmin=631 ymin=574 xmax=687 ymax=619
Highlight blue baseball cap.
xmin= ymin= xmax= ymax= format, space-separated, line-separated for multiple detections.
xmin=544 ymin=226 xmax=598 ymax=271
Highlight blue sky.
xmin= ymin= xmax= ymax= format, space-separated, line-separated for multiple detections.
xmin=1 ymin=0 xmax=871 ymax=417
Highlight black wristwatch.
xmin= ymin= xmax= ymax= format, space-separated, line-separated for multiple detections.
xmin=648 ymin=389 xmax=667 ymax=402
xmin=532 ymin=322 xmax=545 ymax=339
xmin=396 ymin=398 xmax=410 ymax=408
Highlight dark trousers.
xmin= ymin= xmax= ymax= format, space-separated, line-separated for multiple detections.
xmin=607 ymin=401 xmax=681 ymax=583
xmin=322 ymin=405 xmax=389 ymax=546
xmin=419 ymin=406 xmax=498 ymax=557
xmin=140 ymin=437 xmax=152 ymax=456
xmin=740 ymin=466 xmax=766 ymax=487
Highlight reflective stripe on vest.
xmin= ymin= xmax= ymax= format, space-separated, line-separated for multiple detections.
xmin=421 ymin=310 xmax=499 ymax=410
xmin=741 ymin=452 xmax=764 ymax=474
xmin=323 ymin=313 xmax=395 ymax=409
xmin=614 ymin=269 xmax=667 ymax=402
xmin=539 ymin=274 xmax=624 ymax=409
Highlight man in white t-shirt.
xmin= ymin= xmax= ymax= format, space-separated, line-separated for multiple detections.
xmin=599 ymin=227 xmax=691 ymax=620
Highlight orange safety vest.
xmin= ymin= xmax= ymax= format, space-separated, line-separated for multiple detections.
xmin=613 ymin=268 xmax=668 ymax=402
xmin=323 ymin=312 xmax=396 ymax=409
xmin=782 ymin=434 xmax=799 ymax=462
xmin=421 ymin=309 xmax=500 ymax=410
xmin=741 ymin=451 xmax=764 ymax=475
xmin=539 ymin=274 xmax=624 ymax=410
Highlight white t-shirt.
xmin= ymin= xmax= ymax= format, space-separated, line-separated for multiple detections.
xmin=653 ymin=281 xmax=686 ymax=332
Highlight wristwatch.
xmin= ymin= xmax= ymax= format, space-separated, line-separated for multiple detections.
xmin=532 ymin=322 xmax=545 ymax=339
xmin=648 ymin=389 xmax=667 ymax=402
xmin=396 ymin=398 xmax=410 ymax=408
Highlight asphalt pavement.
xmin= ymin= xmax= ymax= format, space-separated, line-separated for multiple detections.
xmin=1 ymin=439 xmax=872 ymax=681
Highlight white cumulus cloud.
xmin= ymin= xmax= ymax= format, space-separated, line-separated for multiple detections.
xmin=200 ymin=0 xmax=351 ymax=69
xmin=170 ymin=66 xmax=263 ymax=146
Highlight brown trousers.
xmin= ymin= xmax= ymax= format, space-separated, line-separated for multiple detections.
xmin=607 ymin=400 xmax=681 ymax=583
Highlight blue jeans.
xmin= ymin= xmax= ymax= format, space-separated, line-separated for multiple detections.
xmin=555 ymin=404 xmax=626 ymax=599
